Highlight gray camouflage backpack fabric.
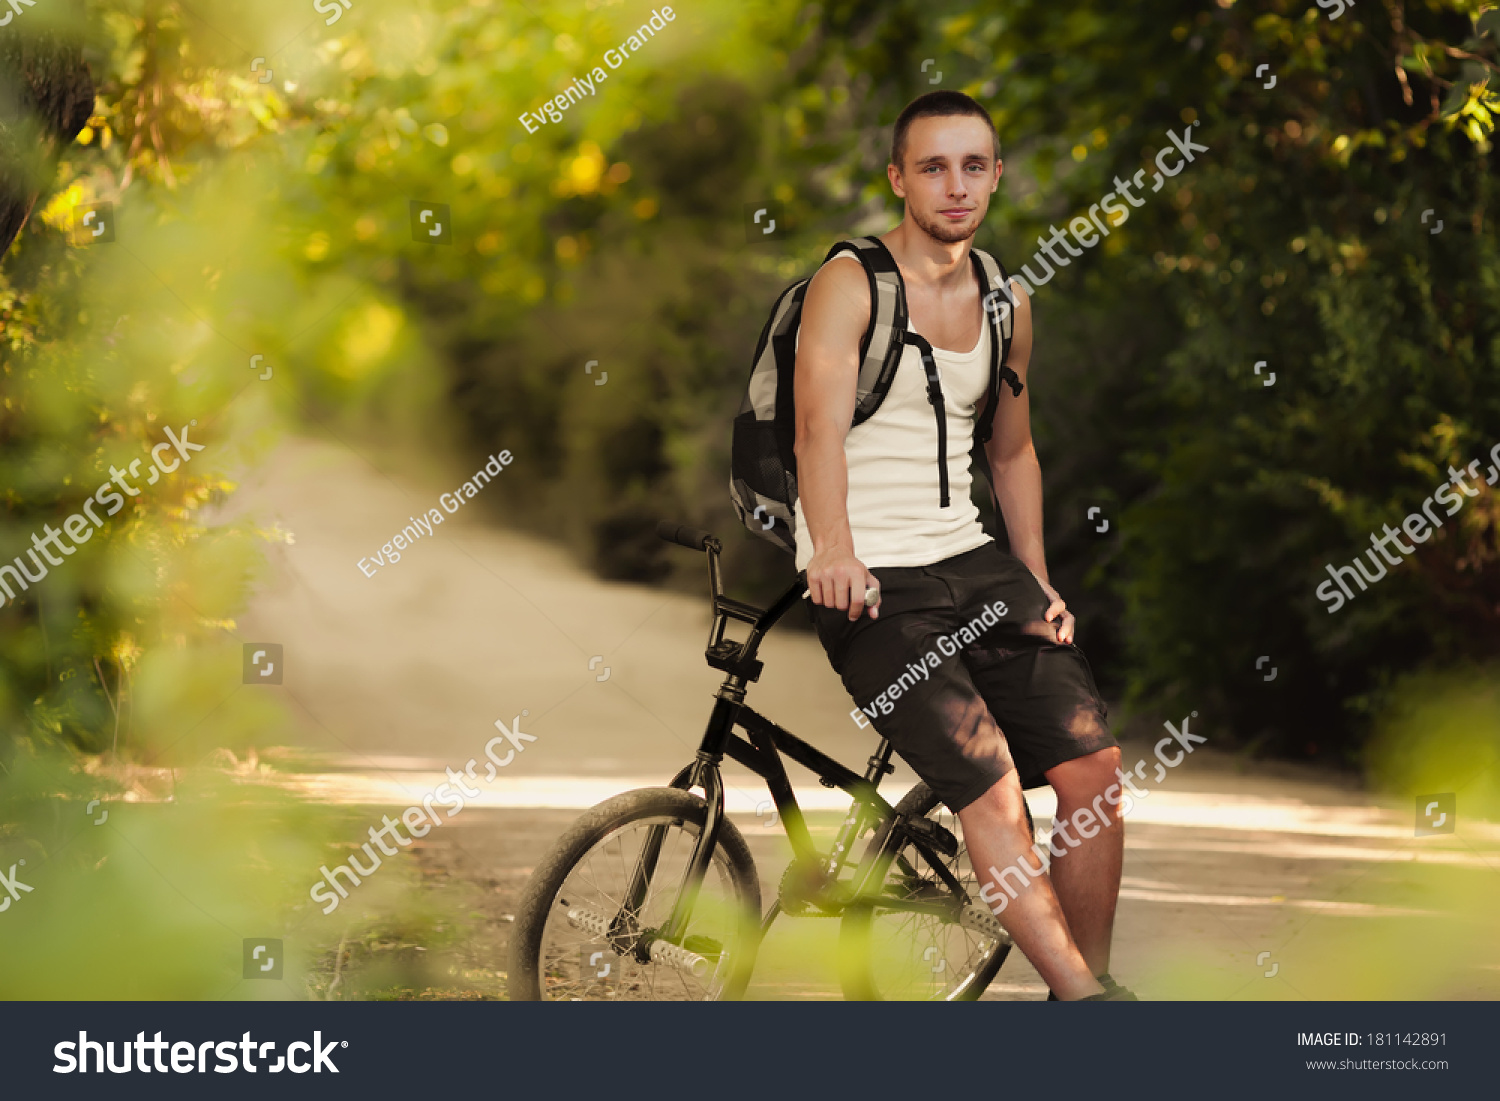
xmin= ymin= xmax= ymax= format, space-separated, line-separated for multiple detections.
xmin=729 ymin=235 xmax=1022 ymax=554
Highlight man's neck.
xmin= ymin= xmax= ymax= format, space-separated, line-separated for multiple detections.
xmin=880 ymin=218 xmax=974 ymax=290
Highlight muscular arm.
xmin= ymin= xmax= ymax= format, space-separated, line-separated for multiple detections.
xmin=982 ymin=284 xmax=1072 ymax=641
xmin=792 ymin=257 xmax=881 ymax=618
xmin=982 ymin=282 xmax=1046 ymax=580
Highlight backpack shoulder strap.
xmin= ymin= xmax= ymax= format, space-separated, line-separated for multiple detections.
xmin=969 ymin=247 xmax=1023 ymax=446
xmin=820 ymin=236 xmax=909 ymax=426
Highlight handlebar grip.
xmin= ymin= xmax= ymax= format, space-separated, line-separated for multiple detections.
xmin=656 ymin=521 xmax=718 ymax=551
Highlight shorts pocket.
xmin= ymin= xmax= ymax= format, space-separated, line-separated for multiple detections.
xmin=809 ymin=602 xmax=857 ymax=671
xmin=1026 ymin=644 xmax=1108 ymax=720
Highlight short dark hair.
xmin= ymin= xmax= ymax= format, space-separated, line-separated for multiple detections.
xmin=890 ymin=91 xmax=1000 ymax=170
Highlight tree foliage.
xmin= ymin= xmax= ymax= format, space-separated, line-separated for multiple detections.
xmin=734 ymin=0 xmax=1500 ymax=758
xmin=4 ymin=0 xmax=1499 ymax=776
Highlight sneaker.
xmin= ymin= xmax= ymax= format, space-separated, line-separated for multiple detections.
xmin=1048 ymin=973 xmax=1132 ymax=1000
xmin=1080 ymin=984 xmax=1138 ymax=1001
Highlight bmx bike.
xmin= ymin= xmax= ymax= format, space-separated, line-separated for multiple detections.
xmin=509 ymin=522 xmax=1033 ymax=1000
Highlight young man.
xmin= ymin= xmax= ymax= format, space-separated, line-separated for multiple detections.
xmin=793 ymin=90 xmax=1133 ymax=1001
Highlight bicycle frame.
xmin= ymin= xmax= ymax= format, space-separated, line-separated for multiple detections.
xmin=629 ymin=532 xmax=968 ymax=955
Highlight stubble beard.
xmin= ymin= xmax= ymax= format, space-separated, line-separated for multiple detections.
xmin=910 ymin=203 xmax=982 ymax=245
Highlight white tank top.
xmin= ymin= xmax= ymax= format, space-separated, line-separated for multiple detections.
xmin=792 ymin=253 xmax=994 ymax=571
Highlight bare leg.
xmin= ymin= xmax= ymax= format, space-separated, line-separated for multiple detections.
xmin=958 ymin=770 xmax=1104 ymax=1000
xmin=1043 ymin=746 xmax=1124 ymax=977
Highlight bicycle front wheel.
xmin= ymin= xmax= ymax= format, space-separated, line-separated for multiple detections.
xmin=839 ymin=782 xmax=1025 ymax=1000
xmin=509 ymin=787 xmax=762 ymax=1001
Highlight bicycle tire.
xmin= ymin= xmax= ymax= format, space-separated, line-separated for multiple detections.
xmin=509 ymin=787 xmax=762 ymax=1001
xmin=838 ymin=781 xmax=1027 ymax=1001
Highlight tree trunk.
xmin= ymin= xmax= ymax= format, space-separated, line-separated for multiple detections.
xmin=0 ymin=15 xmax=95 ymax=258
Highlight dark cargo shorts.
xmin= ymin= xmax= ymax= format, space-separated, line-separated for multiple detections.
xmin=809 ymin=540 xmax=1116 ymax=814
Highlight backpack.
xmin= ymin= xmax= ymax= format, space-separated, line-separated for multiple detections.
xmin=729 ymin=235 xmax=1023 ymax=554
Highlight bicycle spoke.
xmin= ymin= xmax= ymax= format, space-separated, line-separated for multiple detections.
xmin=535 ymin=813 xmax=744 ymax=1001
xmin=854 ymin=795 xmax=1003 ymax=1000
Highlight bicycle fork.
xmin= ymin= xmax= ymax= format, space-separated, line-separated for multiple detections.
xmin=565 ymin=761 xmax=725 ymax=982
xmin=656 ymin=696 xmax=738 ymax=943
xmin=581 ymin=696 xmax=741 ymax=982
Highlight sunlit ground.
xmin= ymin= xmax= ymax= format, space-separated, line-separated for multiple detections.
xmin=236 ymin=756 xmax=1500 ymax=1001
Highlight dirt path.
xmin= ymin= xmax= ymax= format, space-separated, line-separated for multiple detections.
xmin=229 ymin=435 xmax=894 ymax=785
xmin=233 ymin=437 xmax=1500 ymax=1001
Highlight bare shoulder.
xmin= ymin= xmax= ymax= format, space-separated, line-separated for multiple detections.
xmin=805 ymin=252 xmax=870 ymax=309
xmin=801 ymin=252 xmax=871 ymax=344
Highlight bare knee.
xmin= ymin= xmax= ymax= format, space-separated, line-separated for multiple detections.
xmin=957 ymin=771 xmax=1028 ymax=834
xmin=1048 ymin=745 xmax=1121 ymax=806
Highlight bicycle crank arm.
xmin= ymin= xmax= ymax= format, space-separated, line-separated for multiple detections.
xmin=566 ymin=906 xmax=711 ymax=979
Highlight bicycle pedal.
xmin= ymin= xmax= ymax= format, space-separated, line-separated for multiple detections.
xmin=959 ymin=903 xmax=1012 ymax=945
xmin=681 ymin=934 xmax=724 ymax=962
xmin=641 ymin=935 xmax=711 ymax=979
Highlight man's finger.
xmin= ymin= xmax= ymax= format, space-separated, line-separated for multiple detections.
xmin=1044 ymin=599 xmax=1067 ymax=641
xmin=1059 ymin=611 xmax=1076 ymax=644
xmin=846 ymin=574 xmax=863 ymax=620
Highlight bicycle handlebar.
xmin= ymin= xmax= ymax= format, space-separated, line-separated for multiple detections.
xmin=656 ymin=521 xmax=720 ymax=552
xmin=656 ymin=519 xmax=805 ymax=682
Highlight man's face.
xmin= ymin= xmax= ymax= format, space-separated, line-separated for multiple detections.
xmin=888 ymin=115 xmax=1002 ymax=245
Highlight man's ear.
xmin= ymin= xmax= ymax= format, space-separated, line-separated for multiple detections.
xmin=887 ymin=161 xmax=906 ymax=198
xmin=991 ymin=159 xmax=1003 ymax=192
